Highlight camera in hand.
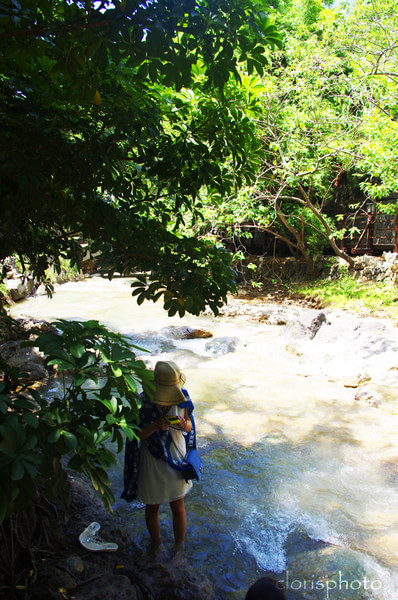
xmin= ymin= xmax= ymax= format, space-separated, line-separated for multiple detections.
xmin=165 ymin=416 xmax=180 ymax=425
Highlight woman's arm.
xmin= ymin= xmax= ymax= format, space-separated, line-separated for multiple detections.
xmin=137 ymin=415 xmax=169 ymax=441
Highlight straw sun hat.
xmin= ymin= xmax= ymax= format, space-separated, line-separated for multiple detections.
xmin=152 ymin=361 xmax=186 ymax=406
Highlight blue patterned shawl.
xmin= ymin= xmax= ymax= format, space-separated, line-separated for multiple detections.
xmin=121 ymin=389 xmax=194 ymax=502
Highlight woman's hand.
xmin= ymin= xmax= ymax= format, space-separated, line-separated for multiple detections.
xmin=176 ymin=416 xmax=186 ymax=431
xmin=155 ymin=415 xmax=170 ymax=431
xmin=175 ymin=415 xmax=192 ymax=432
xmin=147 ymin=414 xmax=192 ymax=434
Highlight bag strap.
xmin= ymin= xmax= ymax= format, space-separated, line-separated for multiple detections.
xmin=164 ymin=389 xmax=197 ymax=472
xmin=179 ymin=389 xmax=197 ymax=451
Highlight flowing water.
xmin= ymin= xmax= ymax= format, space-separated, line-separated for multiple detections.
xmin=10 ymin=276 xmax=398 ymax=600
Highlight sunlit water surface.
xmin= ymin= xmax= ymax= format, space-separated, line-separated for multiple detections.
xmin=11 ymin=277 xmax=398 ymax=600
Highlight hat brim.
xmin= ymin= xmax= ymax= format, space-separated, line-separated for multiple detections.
xmin=152 ymin=372 xmax=186 ymax=406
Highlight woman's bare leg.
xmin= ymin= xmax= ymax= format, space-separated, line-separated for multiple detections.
xmin=145 ymin=503 xmax=161 ymax=545
xmin=170 ymin=497 xmax=187 ymax=552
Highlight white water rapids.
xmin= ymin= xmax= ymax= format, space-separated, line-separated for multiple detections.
xmin=10 ymin=276 xmax=398 ymax=600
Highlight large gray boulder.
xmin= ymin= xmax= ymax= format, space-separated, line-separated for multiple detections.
xmin=0 ymin=340 xmax=47 ymax=381
xmin=284 ymin=311 xmax=398 ymax=385
xmin=284 ymin=310 xmax=328 ymax=340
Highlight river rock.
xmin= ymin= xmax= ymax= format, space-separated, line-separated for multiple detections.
xmin=343 ymin=372 xmax=371 ymax=388
xmin=215 ymin=302 xmax=288 ymax=324
xmin=161 ymin=326 xmax=213 ymax=339
xmin=5 ymin=276 xmax=34 ymax=302
xmin=205 ymin=336 xmax=244 ymax=355
xmin=126 ymin=559 xmax=216 ymax=600
xmin=0 ymin=340 xmax=48 ymax=381
xmin=284 ymin=310 xmax=328 ymax=340
xmin=36 ymin=562 xmax=78 ymax=592
xmin=282 ymin=311 xmax=398 ymax=386
xmin=0 ymin=315 xmax=53 ymax=342
xmin=65 ymin=555 xmax=85 ymax=575
xmin=267 ymin=309 xmax=294 ymax=326
xmin=354 ymin=384 xmax=389 ymax=408
xmin=34 ymin=555 xmax=140 ymax=600
xmin=73 ymin=574 xmax=139 ymax=600
xmin=8 ymin=280 xmax=29 ymax=302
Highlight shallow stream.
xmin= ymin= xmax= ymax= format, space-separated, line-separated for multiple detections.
xmin=11 ymin=277 xmax=398 ymax=600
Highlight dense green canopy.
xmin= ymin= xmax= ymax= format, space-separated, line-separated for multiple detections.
xmin=196 ymin=0 xmax=398 ymax=271
xmin=0 ymin=0 xmax=281 ymax=315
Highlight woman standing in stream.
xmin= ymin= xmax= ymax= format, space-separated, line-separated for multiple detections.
xmin=122 ymin=360 xmax=195 ymax=562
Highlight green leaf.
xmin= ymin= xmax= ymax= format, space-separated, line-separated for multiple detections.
xmin=97 ymin=431 xmax=112 ymax=444
xmin=109 ymin=396 xmax=118 ymax=414
xmin=137 ymin=292 xmax=147 ymax=305
xmin=70 ymin=342 xmax=86 ymax=359
xmin=24 ymin=412 xmax=39 ymax=429
xmin=111 ymin=365 xmax=123 ymax=377
xmin=48 ymin=430 xmax=61 ymax=443
xmin=76 ymin=425 xmax=93 ymax=442
xmin=123 ymin=374 xmax=137 ymax=392
xmin=22 ymin=460 xmax=38 ymax=479
xmin=105 ymin=414 xmax=118 ymax=425
xmin=73 ymin=373 xmax=86 ymax=386
xmin=22 ymin=434 xmax=38 ymax=452
xmin=99 ymin=397 xmax=118 ymax=414
xmin=47 ymin=359 xmax=75 ymax=370
xmin=11 ymin=459 xmax=25 ymax=481
xmin=67 ymin=454 xmax=83 ymax=470
xmin=61 ymin=431 xmax=78 ymax=450
xmin=119 ymin=422 xmax=136 ymax=440
xmin=24 ymin=453 xmax=42 ymax=466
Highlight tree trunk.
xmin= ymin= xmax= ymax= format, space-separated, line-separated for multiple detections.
xmin=276 ymin=206 xmax=320 ymax=277
xmin=298 ymin=183 xmax=355 ymax=268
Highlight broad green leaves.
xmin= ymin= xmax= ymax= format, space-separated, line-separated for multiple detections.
xmin=359 ymin=111 xmax=398 ymax=199
xmin=0 ymin=318 xmax=153 ymax=521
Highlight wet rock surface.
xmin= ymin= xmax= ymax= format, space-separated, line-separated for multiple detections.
xmin=0 ymin=340 xmax=48 ymax=382
xmin=205 ymin=335 xmax=245 ymax=355
xmin=284 ymin=311 xmax=398 ymax=397
xmin=160 ymin=326 xmax=213 ymax=339
xmin=0 ymin=316 xmax=56 ymax=382
xmin=31 ymin=473 xmax=215 ymax=600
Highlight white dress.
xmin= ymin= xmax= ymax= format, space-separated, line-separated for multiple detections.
xmin=136 ymin=405 xmax=193 ymax=505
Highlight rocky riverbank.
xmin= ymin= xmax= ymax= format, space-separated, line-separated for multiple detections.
xmin=222 ymin=287 xmax=398 ymax=410
xmin=25 ymin=472 xmax=215 ymax=600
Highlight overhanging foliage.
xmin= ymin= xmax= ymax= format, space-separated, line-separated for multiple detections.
xmin=0 ymin=318 xmax=153 ymax=522
xmin=0 ymin=0 xmax=281 ymax=316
